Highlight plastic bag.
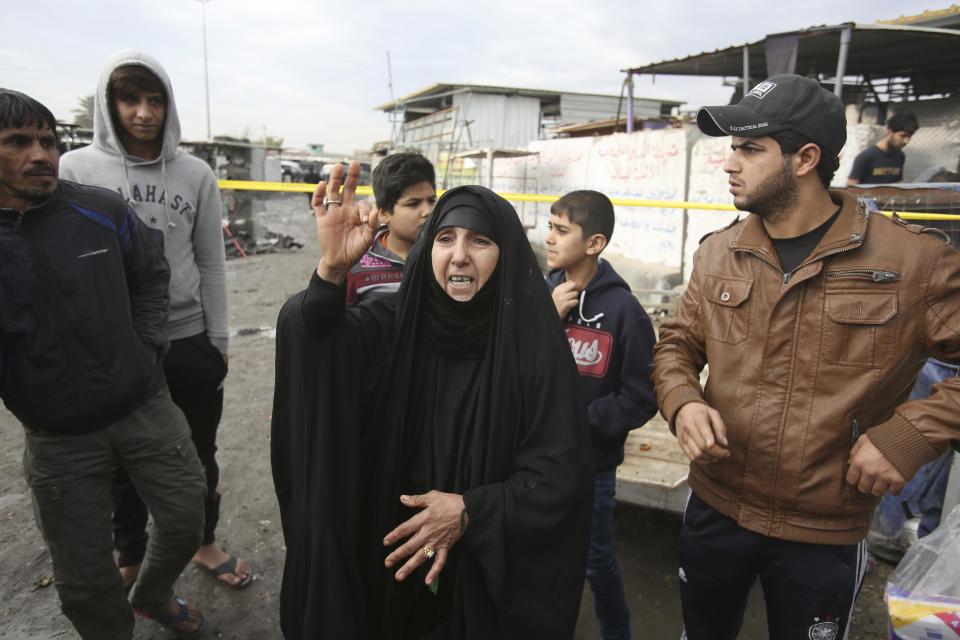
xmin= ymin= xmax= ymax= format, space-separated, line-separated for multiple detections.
xmin=885 ymin=505 xmax=960 ymax=639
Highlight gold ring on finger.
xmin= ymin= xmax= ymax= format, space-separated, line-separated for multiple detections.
xmin=423 ymin=546 xmax=436 ymax=559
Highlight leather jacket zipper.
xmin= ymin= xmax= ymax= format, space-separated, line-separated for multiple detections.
xmin=745 ymin=231 xmax=866 ymax=290
xmin=790 ymin=234 xmax=866 ymax=279
xmin=826 ymin=269 xmax=900 ymax=282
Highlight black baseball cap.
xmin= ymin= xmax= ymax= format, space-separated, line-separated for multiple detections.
xmin=697 ymin=74 xmax=846 ymax=157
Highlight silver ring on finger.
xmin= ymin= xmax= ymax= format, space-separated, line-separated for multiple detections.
xmin=322 ymin=196 xmax=342 ymax=210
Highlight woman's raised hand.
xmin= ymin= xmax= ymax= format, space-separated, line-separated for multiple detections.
xmin=313 ymin=161 xmax=379 ymax=284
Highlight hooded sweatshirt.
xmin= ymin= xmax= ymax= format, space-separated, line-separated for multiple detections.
xmin=344 ymin=226 xmax=405 ymax=304
xmin=60 ymin=50 xmax=228 ymax=353
xmin=547 ymin=259 xmax=659 ymax=470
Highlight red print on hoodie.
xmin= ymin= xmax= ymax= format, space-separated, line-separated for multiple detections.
xmin=565 ymin=325 xmax=613 ymax=378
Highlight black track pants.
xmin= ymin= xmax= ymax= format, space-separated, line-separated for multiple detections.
xmin=678 ymin=492 xmax=867 ymax=640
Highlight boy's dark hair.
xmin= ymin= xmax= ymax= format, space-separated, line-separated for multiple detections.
xmin=108 ymin=65 xmax=167 ymax=102
xmin=551 ymin=190 xmax=615 ymax=243
xmin=887 ymin=113 xmax=919 ymax=136
xmin=0 ymin=89 xmax=57 ymax=132
xmin=372 ymin=153 xmax=435 ymax=212
xmin=768 ymin=129 xmax=838 ymax=189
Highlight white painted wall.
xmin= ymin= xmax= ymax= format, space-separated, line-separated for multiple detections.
xmin=492 ymin=130 xmax=688 ymax=291
xmin=490 ymin=122 xmax=932 ymax=287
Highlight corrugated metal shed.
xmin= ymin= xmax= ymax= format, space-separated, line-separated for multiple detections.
xmin=377 ymin=82 xmax=684 ymax=159
xmin=375 ymin=82 xmax=681 ymax=121
xmin=559 ymin=94 xmax=622 ymax=124
xmin=558 ymin=94 xmax=672 ymax=123
xmin=452 ymin=92 xmax=541 ymax=149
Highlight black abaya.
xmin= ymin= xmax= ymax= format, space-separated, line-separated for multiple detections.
xmin=271 ymin=186 xmax=593 ymax=639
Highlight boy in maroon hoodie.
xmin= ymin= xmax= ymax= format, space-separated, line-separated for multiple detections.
xmin=345 ymin=153 xmax=435 ymax=303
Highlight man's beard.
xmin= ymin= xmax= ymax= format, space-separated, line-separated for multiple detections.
xmin=7 ymin=160 xmax=58 ymax=206
xmin=11 ymin=179 xmax=57 ymax=205
xmin=735 ymin=159 xmax=798 ymax=223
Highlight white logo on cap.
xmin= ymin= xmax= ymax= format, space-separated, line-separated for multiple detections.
xmin=749 ymin=81 xmax=777 ymax=99
xmin=730 ymin=123 xmax=769 ymax=131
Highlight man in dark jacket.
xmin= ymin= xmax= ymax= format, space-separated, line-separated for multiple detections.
xmin=0 ymin=89 xmax=206 ymax=639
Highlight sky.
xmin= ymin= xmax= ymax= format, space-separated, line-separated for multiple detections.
xmin=0 ymin=0 xmax=942 ymax=154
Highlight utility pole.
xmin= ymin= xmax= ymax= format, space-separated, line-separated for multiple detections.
xmin=197 ymin=0 xmax=213 ymax=140
xmin=386 ymin=51 xmax=395 ymax=103
xmin=386 ymin=51 xmax=401 ymax=150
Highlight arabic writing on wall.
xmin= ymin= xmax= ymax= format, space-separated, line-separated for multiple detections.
xmin=494 ymin=130 xmax=688 ymax=268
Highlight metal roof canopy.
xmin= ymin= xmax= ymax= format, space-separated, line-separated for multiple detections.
xmin=622 ymin=23 xmax=960 ymax=100
xmin=374 ymin=82 xmax=682 ymax=113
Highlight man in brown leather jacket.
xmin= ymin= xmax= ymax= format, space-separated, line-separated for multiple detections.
xmin=652 ymin=74 xmax=960 ymax=640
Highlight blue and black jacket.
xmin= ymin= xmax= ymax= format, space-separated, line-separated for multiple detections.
xmin=547 ymin=260 xmax=659 ymax=471
xmin=0 ymin=180 xmax=170 ymax=435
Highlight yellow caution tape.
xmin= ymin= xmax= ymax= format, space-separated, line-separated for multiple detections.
xmin=219 ymin=180 xmax=373 ymax=196
xmin=217 ymin=180 xmax=960 ymax=221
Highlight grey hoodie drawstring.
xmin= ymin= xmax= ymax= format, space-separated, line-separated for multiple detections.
xmin=577 ymin=289 xmax=604 ymax=324
xmin=119 ymin=143 xmax=175 ymax=236
xmin=121 ymin=156 xmax=135 ymax=209
xmin=160 ymin=156 xmax=174 ymax=232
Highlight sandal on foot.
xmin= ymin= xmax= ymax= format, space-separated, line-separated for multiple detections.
xmin=135 ymin=596 xmax=205 ymax=638
xmin=195 ymin=554 xmax=253 ymax=589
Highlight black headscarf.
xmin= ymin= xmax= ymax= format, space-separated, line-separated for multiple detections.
xmin=272 ymin=186 xmax=593 ymax=639
xmin=420 ymin=194 xmax=500 ymax=359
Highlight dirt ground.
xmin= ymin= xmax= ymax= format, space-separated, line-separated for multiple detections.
xmin=0 ymin=210 xmax=895 ymax=639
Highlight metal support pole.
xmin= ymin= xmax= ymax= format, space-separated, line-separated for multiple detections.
xmin=834 ymin=24 xmax=853 ymax=98
xmin=626 ymin=72 xmax=635 ymax=134
xmin=742 ymin=45 xmax=750 ymax=96
xmin=198 ymin=0 xmax=213 ymax=140
xmin=486 ymin=148 xmax=495 ymax=189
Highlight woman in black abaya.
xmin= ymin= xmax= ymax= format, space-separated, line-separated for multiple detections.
xmin=271 ymin=162 xmax=592 ymax=639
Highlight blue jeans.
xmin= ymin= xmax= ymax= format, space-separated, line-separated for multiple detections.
xmin=587 ymin=470 xmax=631 ymax=640
xmin=872 ymin=358 xmax=960 ymax=542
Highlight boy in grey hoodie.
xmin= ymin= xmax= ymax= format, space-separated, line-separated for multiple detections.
xmin=60 ymin=50 xmax=251 ymax=591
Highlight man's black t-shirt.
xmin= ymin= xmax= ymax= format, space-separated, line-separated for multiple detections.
xmin=848 ymin=145 xmax=906 ymax=184
xmin=772 ymin=207 xmax=842 ymax=278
